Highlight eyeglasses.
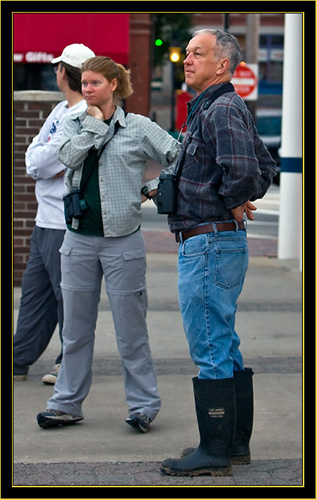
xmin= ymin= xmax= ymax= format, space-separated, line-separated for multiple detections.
xmin=54 ymin=65 xmax=60 ymax=74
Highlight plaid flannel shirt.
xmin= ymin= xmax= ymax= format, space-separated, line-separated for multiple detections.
xmin=57 ymin=106 xmax=180 ymax=237
xmin=168 ymin=83 xmax=276 ymax=234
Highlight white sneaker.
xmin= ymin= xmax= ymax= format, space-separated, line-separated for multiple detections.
xmin=42 ymin=364 xmax=61 ymax=385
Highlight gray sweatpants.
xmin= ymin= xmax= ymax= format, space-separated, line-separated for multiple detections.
xmin=14 ymin=226 xmax=65 ymax=375
xmin=47 ymin=229 xmax=161 ymax=421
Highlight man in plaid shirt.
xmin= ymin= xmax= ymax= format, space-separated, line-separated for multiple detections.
xmin=161 ymin=29 xmax=276 ymax=477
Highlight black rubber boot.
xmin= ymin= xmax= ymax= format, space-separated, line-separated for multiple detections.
xmin=160 ymin=377 xmax=236 ymax=476
xmin=181 ymin=368 xmax=254 ymax=465
xmin=231 ymin=367 xmax=254 ymax=464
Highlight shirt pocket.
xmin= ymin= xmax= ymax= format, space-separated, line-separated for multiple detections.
xmin=181 ymin=138 xmax=204 ymax=182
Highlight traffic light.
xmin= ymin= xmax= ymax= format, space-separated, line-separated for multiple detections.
xmin=155 ymin=38 xmax=163 ymax=47
xmin=169 ymin=46 xmax=181 ymax=62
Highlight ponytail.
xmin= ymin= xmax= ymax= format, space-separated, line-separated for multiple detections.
xmin=115 ymin=63 xmax=134 ymax=102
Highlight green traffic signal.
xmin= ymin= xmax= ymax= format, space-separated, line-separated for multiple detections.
xmin=155 ymin=38 xmax=163 ymax=47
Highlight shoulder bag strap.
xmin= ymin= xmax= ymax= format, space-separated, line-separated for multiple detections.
xmin=80 ymin=120 xmax=121 ymax=193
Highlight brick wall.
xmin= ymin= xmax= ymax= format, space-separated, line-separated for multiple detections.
xmin=13 ymin=91 xmax=64 ymax=286
xmin=126 ymin=13 xmax=152 ymax=116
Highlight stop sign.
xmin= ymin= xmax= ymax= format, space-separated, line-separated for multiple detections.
xmin=232 ymin=63 xmax=258 ymax=101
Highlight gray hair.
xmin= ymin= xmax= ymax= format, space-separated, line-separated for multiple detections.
xmin=192 ymin=29 xmax=242 ymax=74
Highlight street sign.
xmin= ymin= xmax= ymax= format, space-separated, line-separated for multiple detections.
xmin=232 ymin=63 xmax=258 ymax=101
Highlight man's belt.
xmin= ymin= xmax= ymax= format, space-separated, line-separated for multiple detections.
xmin=175 ymin=221 xmax=246 ymax=243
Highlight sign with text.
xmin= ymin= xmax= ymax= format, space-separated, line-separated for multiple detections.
xmin=232 ymin=63 xmax=258 ymax=101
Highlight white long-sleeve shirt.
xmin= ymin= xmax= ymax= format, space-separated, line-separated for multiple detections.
xmin=25 ymin=99 xmax=87 ymax=229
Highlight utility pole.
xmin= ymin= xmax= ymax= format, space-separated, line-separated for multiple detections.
xmin=245 ymin=14 xmax=260 ymax=119
xmin=278 ymin=14 xmax=302 ymax=266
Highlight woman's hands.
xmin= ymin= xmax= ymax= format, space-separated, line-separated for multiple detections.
xmin=141 ymin=189 xmax=157 ymax=203
xmin=87 ymin=105 xmax=104 ymax=121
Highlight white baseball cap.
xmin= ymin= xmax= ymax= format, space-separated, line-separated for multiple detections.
xmin=51 ymin=43 xmax=95 ymax=68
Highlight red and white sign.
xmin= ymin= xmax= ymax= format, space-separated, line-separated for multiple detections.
xmin=232 ymin=63 xmax=258 ymax=101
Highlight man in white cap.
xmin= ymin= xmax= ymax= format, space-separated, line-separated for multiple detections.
xmin=51 ymin=43 xmax=95 ymax=68
xmin=14 ymin=44 xmax=95 ymax=384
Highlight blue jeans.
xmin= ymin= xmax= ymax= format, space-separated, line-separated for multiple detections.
xmin=177 ymin=225 xmax=249 ymax=380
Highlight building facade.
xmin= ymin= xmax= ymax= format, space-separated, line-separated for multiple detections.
xmin=13 ymin=13 xmax=152 ymax=285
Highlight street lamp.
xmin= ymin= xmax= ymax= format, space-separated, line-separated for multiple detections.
xmin=170 ymin=47 xmax=181 ymax=62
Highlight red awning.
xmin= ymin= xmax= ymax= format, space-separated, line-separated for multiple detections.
xmin=13 ymin=13 xmax=130 ymax=64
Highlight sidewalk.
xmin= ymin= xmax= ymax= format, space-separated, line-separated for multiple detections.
xmin=13 ymin=249 xmax=303 ymax=487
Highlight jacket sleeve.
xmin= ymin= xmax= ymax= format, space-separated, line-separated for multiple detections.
xmin=57 ymin=114 xmax=110 ymax=170
xmin=208 ymin=99 xmax=276 ymax=208
xmin=140 ymin=118 xmax=180 ymax=193
xmin=249 ymin=125 xmax=277 ymax=200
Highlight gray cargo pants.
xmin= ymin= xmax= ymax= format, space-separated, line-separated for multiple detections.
xmin=47 ymin=229 xmax=161 ymax=421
